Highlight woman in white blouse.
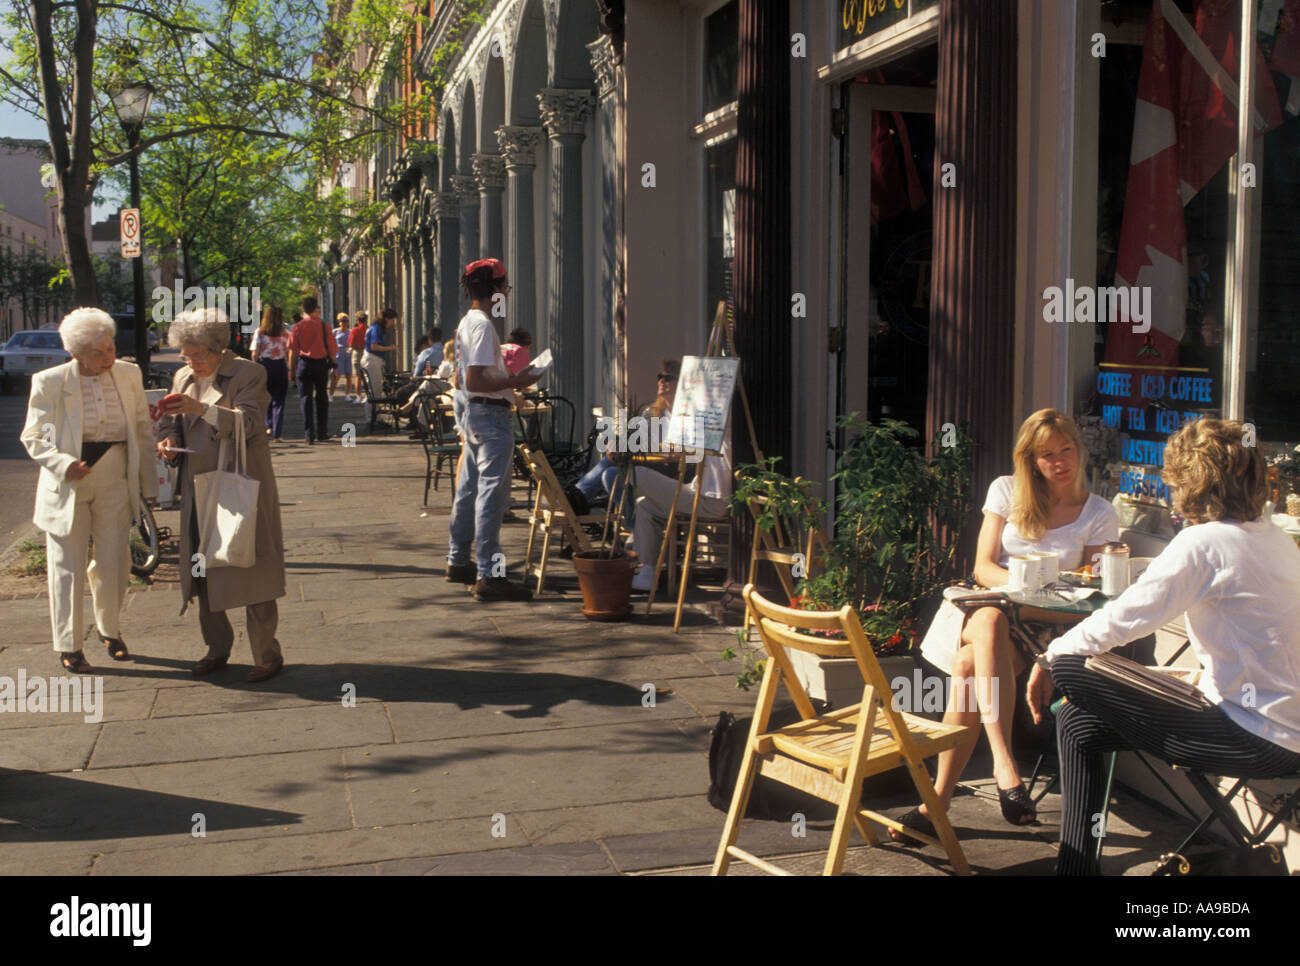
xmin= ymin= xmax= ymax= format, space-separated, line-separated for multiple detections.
xmin=895 ymin=409 xmax=1119 ymax=841
xmin=1028 ymin=418 xmax=1300 ymax=874
xmin=20 ymin=308 xmax=157 ymax=671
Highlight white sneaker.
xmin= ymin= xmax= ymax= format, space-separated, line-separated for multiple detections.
xmin=356 ymin=396 xmax=367 ymax=405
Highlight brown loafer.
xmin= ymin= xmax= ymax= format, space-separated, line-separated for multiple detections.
xmin=245 ymin=656 xmax=284 ymax=683
xmin=191 ymin=655 xmax=230 ymax=677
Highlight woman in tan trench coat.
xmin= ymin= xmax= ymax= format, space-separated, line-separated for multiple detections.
xmin=157 ymin=308 xmax=286 ymax=682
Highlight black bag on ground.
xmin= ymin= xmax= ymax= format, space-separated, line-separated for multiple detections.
xmin=707 ymin=707 xmax=838 ymax=822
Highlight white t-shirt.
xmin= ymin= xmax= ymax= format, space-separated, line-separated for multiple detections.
xmin=1048 ymin=518 xmax=1300 ymax=753
xmin=455 ymin=309 xmax=513 ymax=403
xmin=984 ymin=475 xmax=1119 ymax=570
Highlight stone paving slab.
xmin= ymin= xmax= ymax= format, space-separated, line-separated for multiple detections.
xmin=89 ymin=702 xmax=394 ymax=769
xmin=341 ymin=720 xmax=705 ymax=828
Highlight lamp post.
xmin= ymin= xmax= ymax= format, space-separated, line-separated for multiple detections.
xmin=109 ymin=80 xmax=154 ymax=371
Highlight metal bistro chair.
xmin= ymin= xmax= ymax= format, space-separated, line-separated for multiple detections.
xmin=713 ymin=587 xmax=974 ymax=876
xmin=419 ymin=392 xmax=460 ymax=505
xmin=358 ymin=367 xmax=400 ymax=433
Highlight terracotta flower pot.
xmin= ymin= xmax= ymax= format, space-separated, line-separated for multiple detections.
xmin=572 ymin=551 xmax=637 ymax=622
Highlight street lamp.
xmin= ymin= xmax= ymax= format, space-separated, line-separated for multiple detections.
xmin=109 ymin=79 xmax=154 ymax=371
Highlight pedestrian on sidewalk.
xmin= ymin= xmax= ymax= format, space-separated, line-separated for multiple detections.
xmin=287 ymin=296 xmax=337 ymax=443
xmin=361 ymin=308 xmax=398 ymax=425
xmin=250 ymin=305 xmax=289 ymax=441
xmin=446 ymin=258 xmax=539 ymax=601
xmin=157 ymin=307 xmax=286 ymax=683
xmin=348 ymin=312 xmax=368 ymax=402
xmin=19 ymin=308 xmax=158 ymax=672
xmin=330 ymin=312 xmax=356 ymax=401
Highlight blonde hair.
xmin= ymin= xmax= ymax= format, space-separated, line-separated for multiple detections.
xmin=1162 ymin=418 xmax=1266 ymax=524
xmin=1009 ymin=409 xmax=1088 ymax=541
xmin=443 ymin=340 xmax=455 ymax=362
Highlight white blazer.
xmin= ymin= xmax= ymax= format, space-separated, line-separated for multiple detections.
xmin=19 ymin=359 xmax=159 ymax=538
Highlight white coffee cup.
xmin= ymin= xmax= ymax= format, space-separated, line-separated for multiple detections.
xmin=1008 ymin=555 xmax=1034 ymax=592
xmin=1031 ymin=552 xmax=1059 ymax=588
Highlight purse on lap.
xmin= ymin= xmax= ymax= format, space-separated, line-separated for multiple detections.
xmin=195 ymin=414 xmax=260 ymax=568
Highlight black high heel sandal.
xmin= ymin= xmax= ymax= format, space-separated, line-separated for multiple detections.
xmin=998 ymin=783 xmax=1037 ymax=825
xmin=889 ymin=807 xmax=936 ymax=846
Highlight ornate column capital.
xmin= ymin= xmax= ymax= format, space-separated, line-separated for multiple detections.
xmin=587 ymin=34 xmax=618 ymax=99
xmin=471 ymin=152 xmax=507 ymax=190
xmin=495 ymin=125 xmax=545 ymax=169
xmin=537 ymin=88 xmax=595 ymax=137
xmin=434 ymin=191 xmax=461 ymax=219
xmin=452 ymin=174 xmax=480 ymax=204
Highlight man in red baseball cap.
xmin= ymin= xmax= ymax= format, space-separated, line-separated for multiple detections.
xmin=445 ymin=258 xmax=539 ymax=601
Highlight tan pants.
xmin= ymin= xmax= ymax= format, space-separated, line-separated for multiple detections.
xmin=195 ymin=579 xmax=282 ymax=666
xmin=47 ymin=443 xmax=132 ymax=653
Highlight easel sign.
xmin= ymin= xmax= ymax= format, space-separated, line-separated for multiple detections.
xmin=665 ymin=355 xmax=741 ymax=455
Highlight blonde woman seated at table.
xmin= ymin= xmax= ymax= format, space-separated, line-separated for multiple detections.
xmin=1028 ymin=418 xmax=1300 ymax=875
xmin=893 ymin=409 xmax=1119 ymax=841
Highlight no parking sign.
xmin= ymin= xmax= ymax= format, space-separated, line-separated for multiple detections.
xmin=120 ymin=208 xmax=141 ymax=258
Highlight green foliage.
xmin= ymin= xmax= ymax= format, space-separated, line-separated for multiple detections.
xmin=799 ymin=415 xmax=975 ymax=655
xmin=14 ymin=538 xmax=47 ymax=576
xmin=721 ymin=628 xmax=768 ymax=692
xmin=0 ymin=0 xmax=452 ymax=300
xmin=0 ymin=242 xmax=72 ymax=337
xmin=730 ymin=457 xmax=825 ymax=537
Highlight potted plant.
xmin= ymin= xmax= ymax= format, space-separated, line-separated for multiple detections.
xmin=726 ymin=416 xmax=974 ymax=707
xmin=571 ymin=410 xmax=641 ymax=622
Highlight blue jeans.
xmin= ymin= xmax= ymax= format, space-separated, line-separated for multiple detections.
xmin=575 ymin=455 xmax=630 ymax=522
xmin=447 ymin=402 xmax=514 ymax=579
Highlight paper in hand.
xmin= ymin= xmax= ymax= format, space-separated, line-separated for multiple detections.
xmin=530 ymin=348 xmax=553 ymax=374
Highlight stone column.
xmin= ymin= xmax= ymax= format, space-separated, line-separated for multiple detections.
xmin=472 ymin=152 xmax=506 ymax=260
xmin=422 ymin=205 xmax=438 ymax=340
xmin=435 ymin=191 xmax=462 ymax=333
xmin=538 ymin=88 xmax=595 ymax=409
xmin=496 ymin=125 xmax=544 ymax=344
xmin=402 ymin=231 xmax=417 ymax=357
xmin=588 ymin=34 xmax=621 ymax=415
xmin=453 ymin=174 xmax=480 ymax=313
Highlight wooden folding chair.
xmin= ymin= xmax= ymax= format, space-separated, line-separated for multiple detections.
xmin=519 ymin=443 xmax=608 ymax=595
xmin=713 ymin=586 xmax=974 ymax=876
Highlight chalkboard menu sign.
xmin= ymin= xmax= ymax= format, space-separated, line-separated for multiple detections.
xmin=837 ymin=0 xmax=938 ymax=50
xmin=1095 ymin=362 xmax=1218 ymax=503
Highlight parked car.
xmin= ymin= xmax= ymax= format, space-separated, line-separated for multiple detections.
xmin=0 ymin=329 xmax=71 ymax=392
xmin=111 ymin=312 xmax=161 ymax=358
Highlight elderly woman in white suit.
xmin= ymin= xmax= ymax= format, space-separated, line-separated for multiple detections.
xmin=20 ymin=308 xmax=158 ymax=672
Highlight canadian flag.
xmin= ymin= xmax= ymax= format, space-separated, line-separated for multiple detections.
xmin=1104 ymin=0 xmax=1283 ymax=369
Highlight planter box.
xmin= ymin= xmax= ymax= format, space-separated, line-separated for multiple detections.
xmin=786 ymin=649 xmax=914 ymax=713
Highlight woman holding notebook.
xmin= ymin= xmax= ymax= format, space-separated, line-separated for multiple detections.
xmin=895 ymin=410 xmax=1119 ymax=842
xmin=1027 ymin=418 xmax=1300 ymax=874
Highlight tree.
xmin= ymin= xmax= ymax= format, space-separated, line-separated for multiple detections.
xmin=0 ymin=0 xmax=435 ymax=303
xmin=0 ymin=239 xmax=72 ymax=335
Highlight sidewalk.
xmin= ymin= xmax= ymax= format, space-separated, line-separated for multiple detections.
xmin=0 ymin=388 xmax=1189 ymax=875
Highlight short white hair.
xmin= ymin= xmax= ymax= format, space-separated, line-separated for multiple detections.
xmin=168 ymin=307 xmax=229 ymax=354
xmin=59 ymin=308 xmax=116 ymax=355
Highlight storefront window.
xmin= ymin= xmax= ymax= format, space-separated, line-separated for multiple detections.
xmin=704 ymin=137 xmax=737 ymax=337
xmin=1088 ymin=0 xmax=1300 ymax=507
xmin=703 ymin=1 xmax=739 ymax=115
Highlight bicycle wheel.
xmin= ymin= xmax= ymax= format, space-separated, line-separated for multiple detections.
xmin=129 ymin=502 xmax=161 ymax=578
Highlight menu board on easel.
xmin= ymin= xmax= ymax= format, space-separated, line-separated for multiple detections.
xmin=664 ymin=355 xmax=740 ymax=454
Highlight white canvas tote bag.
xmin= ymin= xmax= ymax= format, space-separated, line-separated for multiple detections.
xmin=194 ymin=414 xmax=260 ymax=568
